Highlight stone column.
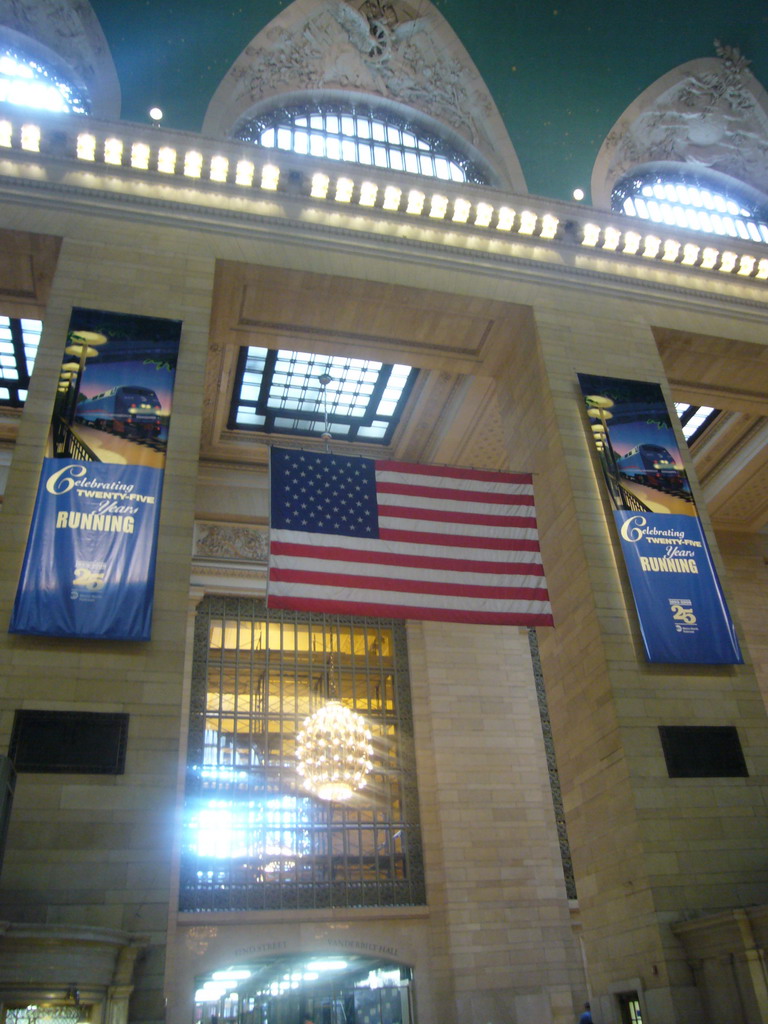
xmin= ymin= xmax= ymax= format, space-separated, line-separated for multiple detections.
xmin=489 ymin=300 xmax=768 ymax=1023
xmin=407 ymin=619 xmax=584 ymax=1024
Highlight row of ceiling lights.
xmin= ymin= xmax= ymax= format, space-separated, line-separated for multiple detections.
xmin=2 ymin=118 xmax=767 ymax=281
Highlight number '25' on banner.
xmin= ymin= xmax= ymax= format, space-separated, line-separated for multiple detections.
xmin=9 ymin=308 xmax=181 ymax=641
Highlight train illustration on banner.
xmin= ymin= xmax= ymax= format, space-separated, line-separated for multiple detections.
xmin=75 ymin=385 xmax=163 ymax=439
xmin=615 ymin=443 xmax=685 ymax=492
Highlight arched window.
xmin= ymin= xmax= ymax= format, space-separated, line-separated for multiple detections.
xmin=0 ymin=47 xmax=89 ymax=114
xmin=613 ymin=168 xmax=768 ymax=244
xmin=234 ymin=101 xmax=488 ymax=184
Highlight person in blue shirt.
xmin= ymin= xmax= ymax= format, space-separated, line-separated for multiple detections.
xmin=579 ymin=1003 xmax=593 ymax=1024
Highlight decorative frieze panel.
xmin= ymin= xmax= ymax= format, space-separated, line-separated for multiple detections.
xmin=593 ymin=46 xmax=768 ymax=207
xmin=193 ymin=522 xmax=269 ymax=563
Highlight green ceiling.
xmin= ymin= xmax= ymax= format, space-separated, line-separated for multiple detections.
xmin=89 ymin=0 xmax=768 ymax=203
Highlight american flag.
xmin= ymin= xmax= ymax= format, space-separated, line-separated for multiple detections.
xmin=268 ymin=447 xmax=553 ymax=626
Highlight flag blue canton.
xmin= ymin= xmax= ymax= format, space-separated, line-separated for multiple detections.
xmin=270 ymin=448 xmax=380 ymax=539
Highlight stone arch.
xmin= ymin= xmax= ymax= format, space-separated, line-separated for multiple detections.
xmin=591 ymin=47 xmax=768 ymax=211
xmin=202 ymin=0 xmax=526 ymax=191
xmin=0 ymin=0 xmax=120 ymax=119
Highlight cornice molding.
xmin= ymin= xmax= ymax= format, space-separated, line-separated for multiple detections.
xmin=2 ymin=169 xmax=768 ymax=326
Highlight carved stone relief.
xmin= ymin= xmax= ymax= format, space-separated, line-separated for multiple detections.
xmin=203 ymin=0 xmax=525 ymax=191
xmin=592 ymin=46 xmax=768 ymax=208
xmin=194 ymin=522 xmax=269 ymax=563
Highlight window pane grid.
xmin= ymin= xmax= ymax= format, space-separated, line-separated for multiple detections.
xmin=614 ymin=172 xmax=768 ymax=243
xmin=228 ymin=346 xmax=418 ymax=444
xmin=0 ymin=315 xmax=42 ymax=407
xmin=235 ymin=102 xmax=488 ymax=184
xmin=181 ymin=597 xmax=425 ymax=912
xmin=0 ymin=49 xmax=90 ymax=114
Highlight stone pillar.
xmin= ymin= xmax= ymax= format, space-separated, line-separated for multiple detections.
xmin=407 ymin=619 xmax=584 ymax=1024
xmin=0 ymin=227 xmax=215 ymax=1024
xmin=490 ymin=301 xmax=768 ymax=1022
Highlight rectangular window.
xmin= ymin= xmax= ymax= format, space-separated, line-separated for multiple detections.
xmin=180 ymin=596 xmax=425 ymax=912
xmin=658 ymin=725 xmax=748 ymax=778
xmin=0 ymin=316 xmax=41 ymax=406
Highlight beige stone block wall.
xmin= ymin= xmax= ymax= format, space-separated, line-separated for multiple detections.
xmin=715 ymin=530 xmax=768 ymax=709
xmin=491 ymin=298 xmax=768 ymax=1020
xmin=0 ymin=225 xmax=215 ymax=1023
xmin=407 ymin=619 xmax=584 ymax=1024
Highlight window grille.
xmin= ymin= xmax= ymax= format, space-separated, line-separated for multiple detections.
xmin=0 ymin=316 xmax=41 ymax=407
xmin=674 ymin=402 xmax=719 ymax=444
xmin=0 ymin=50 xmax=90 ymax=114
xmin=235 ymin=102 xmax=488 ymax=184
xmin=228 ymin=346 xmax=418 ymax=444
xmin=613 ymin=169 xmax=768 ymax=243
xmin=180 ymin=596 xmax=425 ymax=911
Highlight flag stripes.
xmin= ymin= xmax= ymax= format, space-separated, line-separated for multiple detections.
xmin=268 ymin=448 xmax=553 ymax=626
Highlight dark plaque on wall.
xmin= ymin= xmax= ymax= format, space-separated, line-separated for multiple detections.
xmin=658 ymin=725 xmax=748 ymax=778
xmin=9 ymin=710 xmax=129 ymax=774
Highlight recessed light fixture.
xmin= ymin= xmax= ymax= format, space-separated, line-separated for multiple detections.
xmin=573 ymin=188 xmax=585 ymax=201
xmin=149 ymin=107 xmax=163 ymax=122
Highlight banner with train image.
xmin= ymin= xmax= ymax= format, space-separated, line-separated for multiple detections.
xmin=578 ymin=372 xmax=741 ymax=664
xmin=9 ymin=308 xmax=181 ymax=641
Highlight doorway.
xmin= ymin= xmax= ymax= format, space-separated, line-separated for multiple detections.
xmin=194 ymin=955 xmax=413 ymax=1024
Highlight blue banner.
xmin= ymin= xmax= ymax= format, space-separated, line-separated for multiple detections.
xmin=578 ymin=373 xmax=742 ymax=664
xmin=615 ymin=511 xmax=742 ymax=664
xmin=9 ymin=308 xmax=181 ymax=641
xmin=10 ymin=461 xmax=163 ymax=640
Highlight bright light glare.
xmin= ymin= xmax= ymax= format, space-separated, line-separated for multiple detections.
xmin=209 ymin=155 xmax=229 ymax=182
xmin=104 ymin=137 xmax=122 ymax=165
xmin=429 ymin=194 xmax=448 ymax=218
xmin=359 ymin=181 xmax=377 ymax=206
xmin=382 ymin=185 xmax=401 ymax=210
xmin=184 ymin=151 xmax=203 ymax=178
xmin=261 ymin=164 xmax=280 ymax=190
xmin=76 ymin=133 xmax=96 ymax=160
xmin=235 ymin=160 xmax=254 ymax=186
xmin=131 ymin=142 xmax=150 ymax=169
xmin=0 ymin=52 xmax=86 ymax=113
xmin=20 ymin=123 xmax=40 ymax=151
xmin=452 ymin=197 xmax=471 ymax=223
xmin=581 ymin=223 xmax=600 ymax=246
xmin=306 ymin=960 xmax=349 ymax=972
xmin=157 ymin=147 xmax=176 ymax=173
xmin=540 ymin=213 xmax=559 ymax=239
xmin=310 ymin=172 xmax=329 ymax=198
xmin=335 ymin=177 xmax=354 ymax=202
xmin=719 ymin=250 xmax=737 ymax=272
xmin=406 ymin=189 xmax=425 ymax=215
xmin=474 ymin=202 xmax=493 ymax=227
xmin=496 ymin=206 xmax=515 ymax=231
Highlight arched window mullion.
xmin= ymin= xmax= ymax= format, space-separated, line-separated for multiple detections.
xmin=613 ymin=168 xmax=768 ymax=244
xmin=234 ymin=100 xmax=488 ymax=184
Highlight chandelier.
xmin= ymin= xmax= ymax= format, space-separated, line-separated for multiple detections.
xmin=295 ymin=619 xmax=374 ymax=800
xmin=296 ymin=699 xmax=374 ymax=801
